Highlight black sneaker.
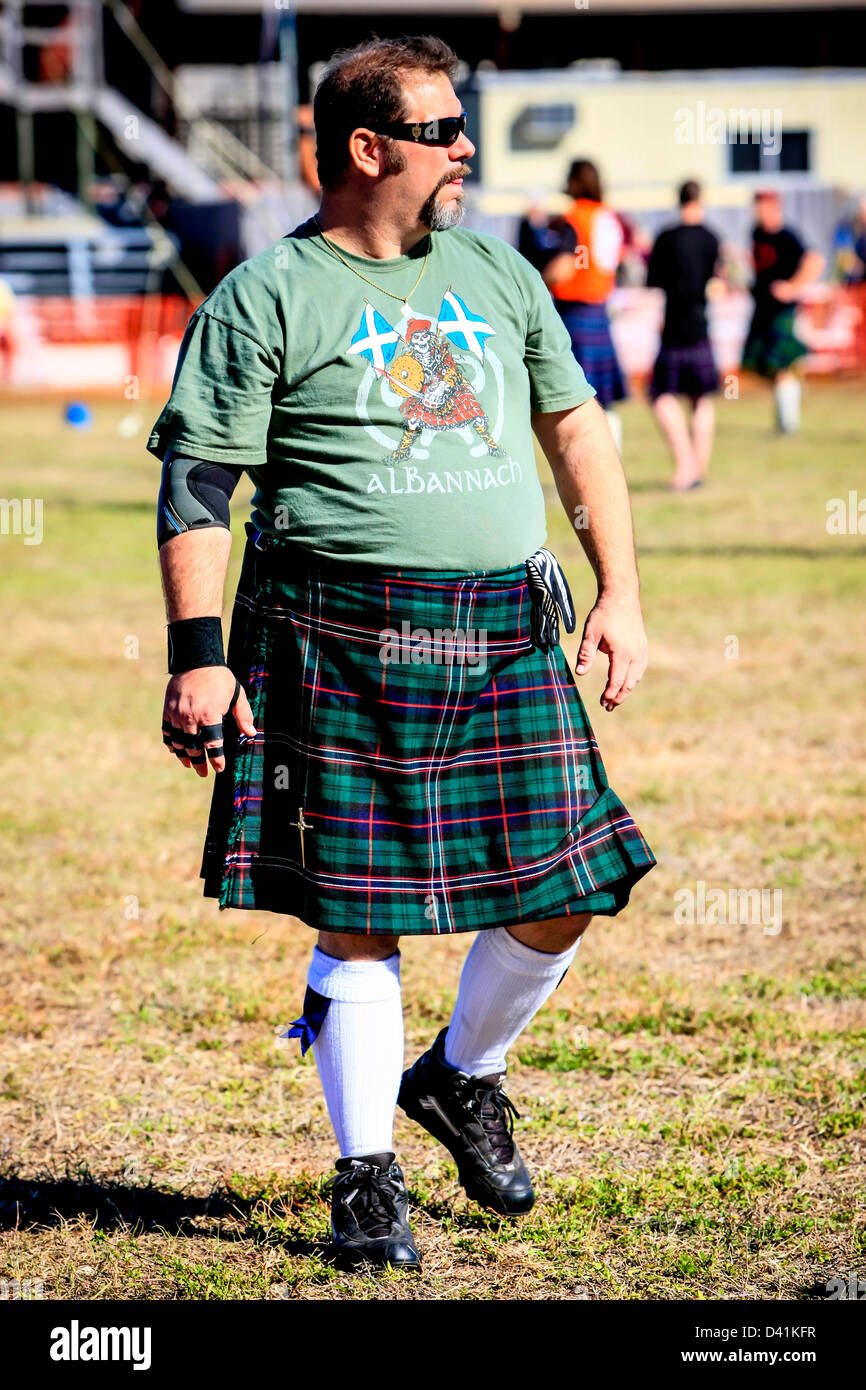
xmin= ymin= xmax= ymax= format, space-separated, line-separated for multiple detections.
xmin=398 ymin=1028 xmax=535 ymax=1216
xmin=324 ymin=1150 xmax=421 ymax=1271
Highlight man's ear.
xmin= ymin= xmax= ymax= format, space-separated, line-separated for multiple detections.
xmin=348 ymin=128 xmax=383 ymax=179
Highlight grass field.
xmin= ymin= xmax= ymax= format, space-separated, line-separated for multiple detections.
xmin=0 ymin=379 xmax=863 ymax=1301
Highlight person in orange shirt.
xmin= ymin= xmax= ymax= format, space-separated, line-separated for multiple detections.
xmin=541 ymin=160 xmax=628 ymax=456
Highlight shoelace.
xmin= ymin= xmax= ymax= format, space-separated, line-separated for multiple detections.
xmin=463 ymin=1080 xmax=520 ymax=1163
xmin=324 ymin=1162 xmax=400 ymax=1238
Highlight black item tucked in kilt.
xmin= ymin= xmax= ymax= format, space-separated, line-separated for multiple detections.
xmin=648 ymin=339 xmax=719 ymax=401
xmin=200 ymin=524 xmax=656 ymax=935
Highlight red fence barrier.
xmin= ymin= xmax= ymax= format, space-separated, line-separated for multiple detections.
xmin=611 ymin=283 xmax=866 ymax=382
xmin=4 ymin=293 xmax=199 ymax=392
xmin=3 ymin=288 xmax=865 ymax=394
xmin=29 ymin=294 xmax=194 ymax=344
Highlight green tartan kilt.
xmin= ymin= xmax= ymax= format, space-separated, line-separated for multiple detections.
xmin=741 ymin=304 xmax=808 ymax=378
xmin=200 ymin=525 xmax=656 ymax=936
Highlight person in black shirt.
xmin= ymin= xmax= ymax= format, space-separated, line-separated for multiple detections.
xmin=517 ymin=199 xmax=571 ymax=275
xmin=741 ymin=190 xmax=824 ymax=433
xmin=646 ymin=181 xmax=723 ymax=490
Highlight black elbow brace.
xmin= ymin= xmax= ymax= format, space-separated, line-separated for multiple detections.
xmin=157 ymin=451 xmax=243 ymax=549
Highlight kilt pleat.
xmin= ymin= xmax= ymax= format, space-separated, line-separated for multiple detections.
xmin=741 ymin=305 xmax=808 ymax=378
xmin=200 ymin=526 xmax=656 ymax=935
xmin=553 ymin=300 xmax=628 ymax=408
xmin=648 ymin=339 xmax=719 ymax=401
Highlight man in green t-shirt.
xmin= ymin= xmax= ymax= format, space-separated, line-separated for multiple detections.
xmin=150 ymin=34 xmax=655 ymax=1274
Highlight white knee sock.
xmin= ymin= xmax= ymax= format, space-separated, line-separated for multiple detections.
xmin=307 ymin=945 xmax=403 ymax=1160
xmin=774 ymin=376 xmax=801 ymax=433
xmin=444 ymin=927 xmax=580 ymax=1078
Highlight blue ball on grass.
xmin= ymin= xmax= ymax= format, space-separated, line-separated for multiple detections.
xmin=64 ymin=402 xmax=92 ymax=429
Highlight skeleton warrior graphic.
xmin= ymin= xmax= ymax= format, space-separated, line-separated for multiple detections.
xmin=348 ymin=291 xmax=506 ymax=463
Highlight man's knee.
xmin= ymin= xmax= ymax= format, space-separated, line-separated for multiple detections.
xmin=505 ymin=912 xmax=592 ymax=954
xmin=317 ymin=929 xmax=401 ymax=962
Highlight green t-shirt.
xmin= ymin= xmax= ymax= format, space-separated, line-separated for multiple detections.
xmin=147 ymin=218 xmax=596 ymax=569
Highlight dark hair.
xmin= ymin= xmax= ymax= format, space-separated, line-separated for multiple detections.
xmin=313 ymin=35 xmax=459 ymax=191
xmin=679 ymin=179 xmax=701 ymax=206
xmin=566 ymin=159 xmax=602 ymax=202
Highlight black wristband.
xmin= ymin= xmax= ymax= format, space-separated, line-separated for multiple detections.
xmin=167 ymin=617 xmax=225 ymax=675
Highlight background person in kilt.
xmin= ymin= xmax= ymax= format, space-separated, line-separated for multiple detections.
xmin=741 ymin=189 xmax=824 ymax=435
xmin=151 ymin=35 xmax=655 ymax=1273
xmin=539 ymin=159 xmax=628 ymax=459
xmin=646 ymin=181 xmax=724 ymax=492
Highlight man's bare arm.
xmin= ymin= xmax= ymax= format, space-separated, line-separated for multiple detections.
xmin=540 ymin=251 xmax=574 ymax=288
xmin=532 ymin=397 xmax=647 ymax=711
xmin=771 ymin=248 xmax=825 ymax=302
xmin=160 ymin=526 xmax=232 ymax=622
xmin=789 ymin=247 xmax=825 ymax=291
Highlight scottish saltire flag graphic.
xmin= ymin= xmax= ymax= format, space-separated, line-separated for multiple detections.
xmin=437 ymin=290 xmax=495 ymax=360
xmin=348 ymin=304 xmax=401 ymax=371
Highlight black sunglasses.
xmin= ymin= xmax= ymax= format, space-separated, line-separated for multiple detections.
xmin=373 ymin=110 xmax=468 ymax=148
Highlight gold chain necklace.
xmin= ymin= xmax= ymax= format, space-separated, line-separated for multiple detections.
xmin=312 ymin=214 xmax=430 ymax=309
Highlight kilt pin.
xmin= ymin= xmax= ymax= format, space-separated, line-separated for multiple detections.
xmin=200 ymin=521 xmax=656 ymax=936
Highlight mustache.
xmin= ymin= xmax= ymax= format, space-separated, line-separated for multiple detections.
xmin=437 ymin=164 xmax=471 ymax=190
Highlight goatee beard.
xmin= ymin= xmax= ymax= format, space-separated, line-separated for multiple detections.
xmin=420 ymin=184 xmax=466 ymax=232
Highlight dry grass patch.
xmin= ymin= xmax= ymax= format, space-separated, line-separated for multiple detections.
xmin=1 ymin=384 xmax=863 ymax=1299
